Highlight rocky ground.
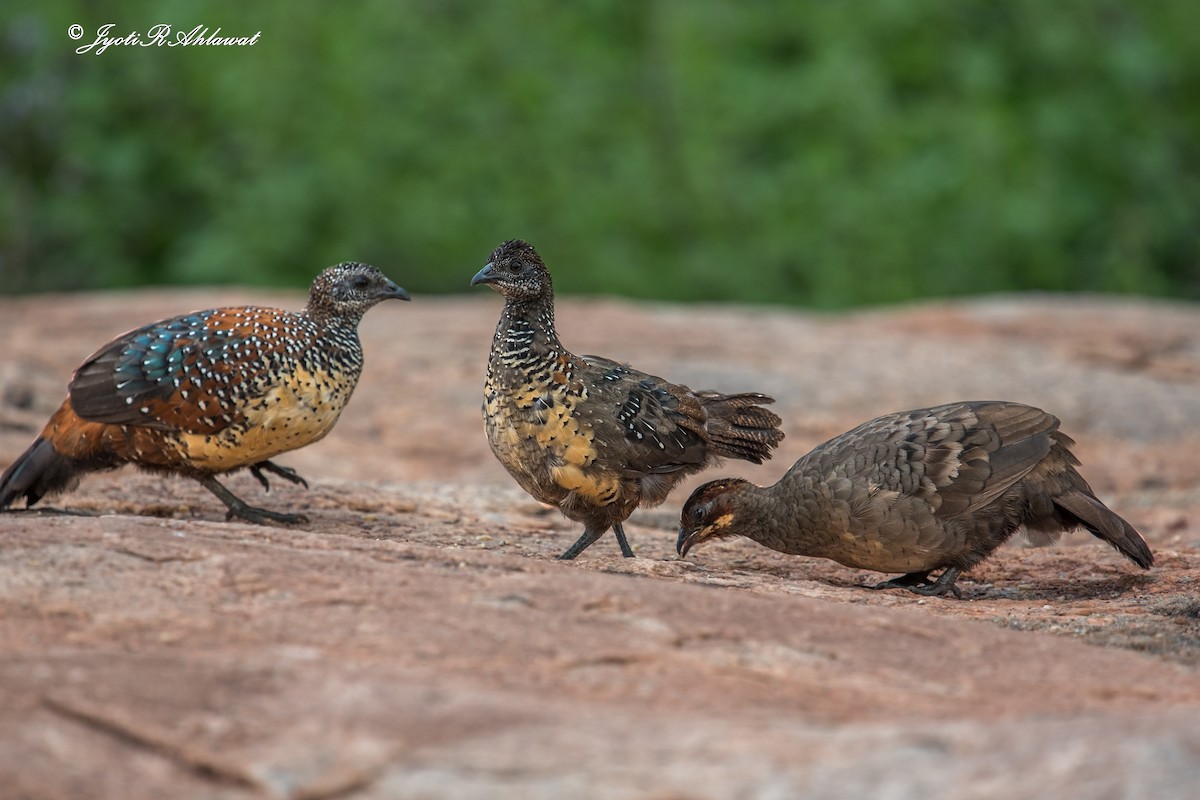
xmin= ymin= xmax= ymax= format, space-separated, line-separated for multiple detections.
xmin=1 ymin=288 xmax=1199 ymax=799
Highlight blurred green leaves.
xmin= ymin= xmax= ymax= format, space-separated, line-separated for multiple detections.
xmin=2 ymin=0 xmax=1197 ymax=306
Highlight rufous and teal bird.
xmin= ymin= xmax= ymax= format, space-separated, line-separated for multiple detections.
xmin=0 ymin=262 xmax=409 ymax=524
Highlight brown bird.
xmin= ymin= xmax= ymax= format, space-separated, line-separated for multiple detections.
xmin=678 ymin=401 xmax=1152 ymax=597
xmin=0 ymin=263 xmax=409 ymax=524
xmin=472 ymin=239 xmax=784 ymax=559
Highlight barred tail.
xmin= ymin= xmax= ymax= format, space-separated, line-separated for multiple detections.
xmin=701 ymin=392 xmax=785 ymax=464
xmin=0 ymin=437 xmax=83 ymax=509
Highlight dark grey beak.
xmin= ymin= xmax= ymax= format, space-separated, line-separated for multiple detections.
xmin=676 ymin=528 xmax=697 ymax=557
xmin=386 ymin=281 xmax=412 ymax=301
xmin=470 ymin=262 xmax=497 ymax=287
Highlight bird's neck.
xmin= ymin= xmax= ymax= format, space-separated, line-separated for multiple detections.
xmin=298 ymin=308 xmax=365 ymax=364
xmin=304 ymin=304 xmax=367 ymax=330
xmin=490 ymin=294 xmax=564 ymax=374
xmin=726 ymin=484 xmax=795 ymax=552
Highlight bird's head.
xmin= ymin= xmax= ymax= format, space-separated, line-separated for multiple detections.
xmin=471 ymin=240 xmax=553 ymax=302
xmin=677 ymin=478 xmax=753 ymax=557
xmin=309 ymin=262 xmax=410 ymax=322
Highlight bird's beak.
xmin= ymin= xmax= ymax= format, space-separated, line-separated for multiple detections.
xmin=470 ymin=262 xmax=497 ymax=287
xmin=386 ymin=281 xmax=412 ymax=301
xmin=676 ymin=528 xmax=699 ymax=557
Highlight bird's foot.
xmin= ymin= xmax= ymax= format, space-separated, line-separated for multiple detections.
xmin=225 ymin=504 xmax=309 ymax=526
xmin=909 ymin=568 xmax=963 ymax=599
xmin=248 ymin=461 xmax=309 ymax=493
xmin=872 ymin=568 xmax=963 ymax=599
xmin=200 ymin=476 xmax=308 ymax=526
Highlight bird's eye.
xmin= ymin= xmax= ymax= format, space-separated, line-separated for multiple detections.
xmin=691 ymin=505 xmax=706 ymax=523
xmin=505 ymin=259 xmax=521 ymax=273
xmin=352 ymin=275 xmax=370 ymax=289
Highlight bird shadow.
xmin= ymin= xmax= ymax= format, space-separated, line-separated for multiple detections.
xmin=1 ymin=507 xmax=100 ymax=518
xmin=958 ymin=572 xmax=1157 ymax=602
xmin=726 ymin=560 xmax=1159 ymax=604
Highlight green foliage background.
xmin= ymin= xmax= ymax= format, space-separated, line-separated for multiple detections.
xmin=2 ymin=0 xmax=1198 ymax=306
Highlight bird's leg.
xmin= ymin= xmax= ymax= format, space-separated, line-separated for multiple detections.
xmin=871 ymin=571 xmax=932 ymax=591
xmin=248 ymin=460 xmax=309 ymax=493
xmin=198 ymin=475 xmax=308 ymax=525
xmin=612 ymin=522 xmax=635 ymax=558
xmin=557 ymin=527 xmax=608 ymax=560
xmin=908 ymin=568 xmax=963 ymax=599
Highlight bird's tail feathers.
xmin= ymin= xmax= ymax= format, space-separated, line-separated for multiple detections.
xmin=0 ymin=438 xmax=82 ymax=509
xmin=1052 ymin=490 xmax=1153 ymax=569
xmin=701 ymin=392 xmax=785 ymax=464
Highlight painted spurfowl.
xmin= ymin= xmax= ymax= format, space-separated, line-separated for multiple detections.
xmin=0 ymin=262 xmax=409 ymax=524
xmin=472 ymin=239 xmax=784 ymax=559
xmin=678 ymin=401 xmax=1152 ymax=597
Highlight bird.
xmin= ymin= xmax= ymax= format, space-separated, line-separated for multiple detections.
xmin=677 ymin=401 xmax=1153 ymax=597
xmin=472 ymin=239 xmax=784 ymax=559
xmin=0 ymin=262 xmax=409 ymax=524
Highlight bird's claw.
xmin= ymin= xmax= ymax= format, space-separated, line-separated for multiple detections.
xmin=248 ymin=461 xmax=310 ymax=493
xmin=224 ymin=505 xmax=308 ymax=526
xmin=872 ymin=568 xmax=963 ymax=599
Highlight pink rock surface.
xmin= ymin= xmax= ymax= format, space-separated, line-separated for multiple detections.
xmin=2 ymin=290 xmax=1198 ymax=798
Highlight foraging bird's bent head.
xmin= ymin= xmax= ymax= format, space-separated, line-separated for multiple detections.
xmin=677 ymin=478 xmax=752 ymax=556
xmin=471 ymin=240 xmax=553 ymax=302
xmin=307 ymin=262 xmax=410 ymax=323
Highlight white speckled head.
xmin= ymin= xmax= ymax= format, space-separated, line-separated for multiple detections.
xmin=307 ymin=263 xmax=410 ymax=325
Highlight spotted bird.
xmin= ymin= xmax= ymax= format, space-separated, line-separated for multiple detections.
xmin=0 ymin=263 xmax=409 ymax=523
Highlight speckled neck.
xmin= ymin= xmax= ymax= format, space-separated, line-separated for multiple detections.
xmin=302 ymin=302 xmax=369 ymax=331
xmin=489 ymin=292 xmax=563 ymax=376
